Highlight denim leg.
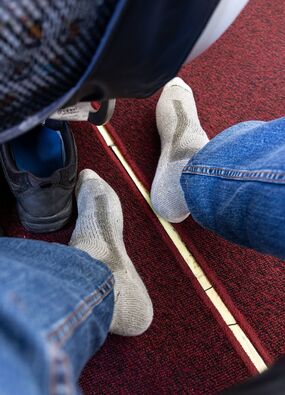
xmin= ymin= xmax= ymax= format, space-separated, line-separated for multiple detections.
xmin=181 ymin=117 xmax=285 ymax=260
xmin=0 ymin=238 xmax=114 ymax=395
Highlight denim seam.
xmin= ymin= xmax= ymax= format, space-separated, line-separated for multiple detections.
xmin=48 ymin=344 xmax=73 ymax=395
xmin=45 ymin=274 xmax=114 ymax=347
xmin=46 ymin=275 xmax=114 ymax=395
xmin=183 ymin=165 xmax=285 ymax=184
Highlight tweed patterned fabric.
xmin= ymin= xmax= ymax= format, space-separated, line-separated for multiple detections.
xmin=0 ymin=0 xmax=116 ymax=134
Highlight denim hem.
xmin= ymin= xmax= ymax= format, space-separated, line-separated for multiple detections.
xmin=45 ymin=274 xmax=114 ymax=347
xmin=182 ymin=165 xmax=285 ymax=184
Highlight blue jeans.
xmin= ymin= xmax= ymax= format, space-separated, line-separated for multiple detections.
xmin=181 ymin=117 xmax=285 ymax=260
xmin=0 ymin=238 xmax=114 ymax=395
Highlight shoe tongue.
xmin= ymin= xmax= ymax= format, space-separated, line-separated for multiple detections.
xmin=11 ymin=125 xmax=66 ymax=178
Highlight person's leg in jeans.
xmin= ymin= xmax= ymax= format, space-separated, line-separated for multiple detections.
xmin=181 ymin=117 xmax=285 ymax=260
xmin=0 ymin=169 xmax=153 ymax=395
xmin=151 ymin=77 xmax=285 ymax=260
xmin=0 ymin=238 xmax=113 ymax=395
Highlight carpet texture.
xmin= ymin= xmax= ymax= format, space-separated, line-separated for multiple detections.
xmin=0 ymin=122 xmax=255 ymax=394
xmin=105 ymin=0 xmax=285 ymax=363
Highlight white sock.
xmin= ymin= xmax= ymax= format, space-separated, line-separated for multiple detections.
xmin=69 ymin=169 xmax=153 ymax=336
xmin=150 ymin=77 xmax=209 ymax=223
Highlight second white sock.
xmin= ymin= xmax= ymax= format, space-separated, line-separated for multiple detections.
xmin=70 ymin=169 xmax=153 ymax=336
xmin=150 ymin=77 xmax=209 ymax=223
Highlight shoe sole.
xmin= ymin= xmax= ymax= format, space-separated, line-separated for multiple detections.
xmin=17 ymin=198 xmax=73 ymax=233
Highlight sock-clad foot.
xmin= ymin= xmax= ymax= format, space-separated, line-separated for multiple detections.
xmin=150 ymin=77 xmax=209 ymax=223
xmin=69 ymin=169 xmax=153 ymax=336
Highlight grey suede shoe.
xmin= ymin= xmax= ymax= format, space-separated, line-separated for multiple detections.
xmin=0 ymin=120 xmax=77 ymax=233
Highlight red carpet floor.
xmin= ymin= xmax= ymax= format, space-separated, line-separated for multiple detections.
xmin=0 ymin=123 xmax=255 ymax=394
xmin=106 ymin=0 xmax=285 ymax=364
